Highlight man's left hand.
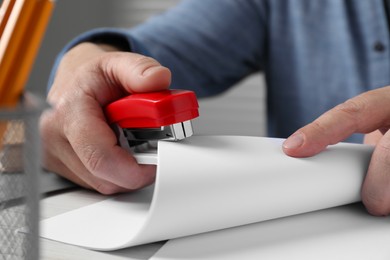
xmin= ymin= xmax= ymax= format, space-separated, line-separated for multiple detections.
xmin=282 ymin=86 xmax=390 ymax=216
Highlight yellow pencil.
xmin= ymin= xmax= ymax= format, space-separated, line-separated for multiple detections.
xmin=0 ymin=0 xmax=54 ymax=149
xmin=0 ymin=0 xmax=20 ymax=148
xmin=0 ymin=0 xmax=17 ymax=147
xmin=0 ymin=0 xmax=17 ymax=39
xmin=0 ymin=0 xmax=54 ymax=107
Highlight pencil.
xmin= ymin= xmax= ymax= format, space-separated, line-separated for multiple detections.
xmin=0 ymin=0 xmax=54 ymax=150
xmin=0 ymin=0 xmax=17 ymax=39
xmin=0 ymin=0 xmax=20 ymax=149
xmin=0 ymin=0 xmax=54 ymax=107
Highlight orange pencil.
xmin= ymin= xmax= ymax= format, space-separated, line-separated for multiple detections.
xmin=0 ymin=0 xmax=17 ymax=39
xmin=0 ymin=0 xmax=54 ymax=107
xmin=0 ymin=0 xmax=18 ymax=147
xmin=0 ymin=0 xmax=54 ymax=149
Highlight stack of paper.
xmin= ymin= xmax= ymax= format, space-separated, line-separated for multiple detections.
xmin=40 ymin=136 xmax=390 ymax=259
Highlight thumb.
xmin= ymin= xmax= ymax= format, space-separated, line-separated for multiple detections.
xmin=94 ymin=52 xmax=171 ymax=101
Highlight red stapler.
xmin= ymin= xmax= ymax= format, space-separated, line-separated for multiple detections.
xmin=105 ymin=89 xmax=199 ymax=164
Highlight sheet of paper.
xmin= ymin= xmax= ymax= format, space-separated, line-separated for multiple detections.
xmin=151 ymin=203 xmax=390 ymax=260
xmin=40 ymin=135 xmax=374 ymax=251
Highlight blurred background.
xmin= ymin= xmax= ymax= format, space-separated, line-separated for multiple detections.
xmin=28 ymin=0 xmax=267 ymax=136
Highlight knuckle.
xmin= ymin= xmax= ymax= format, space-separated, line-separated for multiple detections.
xmin=335 ymin=99 xmax=365 ymax=118
xmin=96 ymin=53 xmax=127 ymax=86
xmin=133 ymin=56 xmax=160 ymax=73
xmin=331 ymin=98 xmax=365 ymax=132
xmin=134 ymin=55 xmax=158 ymax=66
xmin=335 ymin=98 xmax=367 ymax=129
xmin=310 ymin=119 xmax=328 ymax=135
xmin=97 ymin=52 xmax=115 ymax=70
xmin=82 ymin=145 xmax=106 ymax=175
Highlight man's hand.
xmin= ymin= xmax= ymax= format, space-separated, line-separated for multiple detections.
xmin=282 ymin=86 xmax=390 ymax=216
xmin=40 ymin=42 xmax=171 ymax=194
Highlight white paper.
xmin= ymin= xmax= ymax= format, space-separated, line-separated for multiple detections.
xmin=151 ymin=203 xmax=390 ymax=260
xmin=40 ymin=135 xmax=374 ymax=251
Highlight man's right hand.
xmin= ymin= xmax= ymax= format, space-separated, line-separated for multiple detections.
xmin=40 ymin=42 xmax=171 ymax=194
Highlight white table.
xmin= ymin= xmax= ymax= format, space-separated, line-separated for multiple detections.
xmin=38 ymin=173 xmax=390 ymax=260
xmin=40 ymin=189 xmax=165 ymax=260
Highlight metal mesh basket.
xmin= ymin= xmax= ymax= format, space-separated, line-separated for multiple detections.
xmin=0 ymin=94 xmax=47 ymax=260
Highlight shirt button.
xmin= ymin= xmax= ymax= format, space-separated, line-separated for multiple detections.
xmin=373 ymin=41 xmax=386 ymax=52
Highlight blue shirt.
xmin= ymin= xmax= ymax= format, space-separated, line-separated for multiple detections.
xmin=50 ymin=0 xmax=390 ymax=142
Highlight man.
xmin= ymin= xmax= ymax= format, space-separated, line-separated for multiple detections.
xmin=41 ymin=0 xmax=390 ymax=215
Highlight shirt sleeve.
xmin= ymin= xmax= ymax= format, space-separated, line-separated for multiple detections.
xmin=48 ymin=0 xmax=267 ymax=97
xmin=130 ymin=0 xmax=267 ymax=97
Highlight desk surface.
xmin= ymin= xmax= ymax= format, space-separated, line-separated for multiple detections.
xmin=40 ymin=189 xmax=164 ymax=260
xmin=39 ymin=185 xmax=390 ymax=260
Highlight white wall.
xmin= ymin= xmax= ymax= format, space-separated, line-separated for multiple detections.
xmin=29 ymin=0 xmax=267 ymax=136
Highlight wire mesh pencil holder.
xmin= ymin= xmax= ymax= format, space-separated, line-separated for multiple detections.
xmin=0 ymin=94 xmax=47 ymax=260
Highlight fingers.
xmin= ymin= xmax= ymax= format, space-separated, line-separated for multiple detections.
xmin=362 ymin=131 xmax=390 ymax=216
xmin=100 ymin=53 xmax=171 ymax=93
xmin=44 ymin=149 xmax=132 ymax=194
xmin=52 ymin=42 xmax=172 ymax=105
xmin=283 ymin=86 xmax=390 ymax=157
xmin=41 ymin=109 xmax=136 ymax=194
xmin=42 ymin=45 xmax=167 ymax=194
xmin=98 ymin=51 xmax=171 ymax=92
xmin=63 ymin=96 xmax=156 ymax=190
xmin=91 ymin=52 xmax=171 ymax=104
xmin=281 ymin=86 xmax=390 ymax=216
xmin=41 ymin=105 xmax=156 ymax=194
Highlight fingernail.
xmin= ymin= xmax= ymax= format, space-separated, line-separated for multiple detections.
xmin=283 ymin=133 xmax=304 ymax=149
